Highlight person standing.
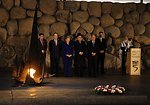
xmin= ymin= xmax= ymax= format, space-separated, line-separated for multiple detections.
xmin=49 ymin=33 xmax=62 ymax=76
xmin=62 ymin=36 xmax=74 ymax=77
xmin=97 ymin=32 xmax=107 ymax=75
xmin=120 ymin=36 xmax=129 ymax=75
xmin=38 ymin=33 xmax=47 ymax=76
xmin=87 ymin=34 xmax=99 ymax=77
xmin=74 ymin=33 xmax=86 ymax=77
xmin=120 ymin=36 xmax=134 ymax=75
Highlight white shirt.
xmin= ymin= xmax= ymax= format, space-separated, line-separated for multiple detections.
xmin=100 ymin=38 xmax=102 ymax=42
xmin=54 ymin=39 xmax=57 ymax=46
xmin=92 ymin=41 xmax=95 ymax=46
xmin=120 ymin=40 xmax=133 ymax=51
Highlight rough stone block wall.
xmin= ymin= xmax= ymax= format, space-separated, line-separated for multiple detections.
xmin=0 ymin=0 xmax=149 ymax=70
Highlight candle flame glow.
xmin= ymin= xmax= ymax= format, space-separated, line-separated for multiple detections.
xmin=28 ymin=68 xmax=36 ymax=78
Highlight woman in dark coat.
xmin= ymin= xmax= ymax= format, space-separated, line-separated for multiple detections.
xmin=62 ymin=36 xmax=74 ymax=77
xmin=74 ymin=33 xmax=86 ymax=77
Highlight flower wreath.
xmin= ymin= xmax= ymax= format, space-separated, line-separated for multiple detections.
xmin=94 ymin=84 xmax=125 ymax=94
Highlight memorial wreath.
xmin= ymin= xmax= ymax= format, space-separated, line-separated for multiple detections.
xmin=94 ymin=84 xmax=125 ymax=94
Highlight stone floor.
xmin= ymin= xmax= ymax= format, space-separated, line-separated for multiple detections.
xmin=0 ymin=69 xmax=150 ymax=105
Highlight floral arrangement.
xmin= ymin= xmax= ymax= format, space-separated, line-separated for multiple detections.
xmin=94 ymin=84 xmax=125 ymax=94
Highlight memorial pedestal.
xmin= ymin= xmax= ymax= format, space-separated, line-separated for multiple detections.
xmin=127 ymin=48 xmax=141 ymax=75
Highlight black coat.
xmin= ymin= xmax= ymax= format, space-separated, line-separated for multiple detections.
xmin=87 ymin=40 xmax=99 ymax=77
xmin=87 ymin=40 xmax=99 ymax=57
xmin=74 ymin=41 xmax=86 ymax=68
xmin=49 ymin=39 xmax=62 ymax=58
xmin=98 ymin=38 xmax=107 ymax=51
xmin=38 ymin=39 xmax=47 ymax=59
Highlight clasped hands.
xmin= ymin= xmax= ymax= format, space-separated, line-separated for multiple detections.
xmin=99 ymin=50 xmax=104 ymax=53
xmin=42 ymin=50 xmax=45 ymax=53
xmin=66 ymin=54 xmax=72 ymax=58
xmin=92 ymin=52 xmax=96 ymax=56
xmin=79 ymin=52 xmax=83 ymax=55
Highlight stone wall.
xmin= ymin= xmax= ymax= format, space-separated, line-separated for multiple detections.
xmin=0 ymin=0 xmax=150 ymax=70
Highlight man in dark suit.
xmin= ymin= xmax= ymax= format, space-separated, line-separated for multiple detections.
xmin=49 ymin=33 xmax=62 ymax=76
xmin=38 ymin=33 xmax=47 ymax=75
xmin=87 ymin=34 xmax=99 ymax=77
xmin=97 ymin=32 xmax=107 ymax=75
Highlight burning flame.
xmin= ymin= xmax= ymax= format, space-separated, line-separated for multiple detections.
xmin=28 ymin=68 xmax=36 ymax=78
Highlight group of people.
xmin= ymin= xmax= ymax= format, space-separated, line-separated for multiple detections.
xmin=38 ymin=31 xmax=135 ymax=77
xmin=38 ymin=32 xmax=107 ymax=77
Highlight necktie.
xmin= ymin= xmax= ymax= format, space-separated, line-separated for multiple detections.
xmin=55 ymin=40 xmax=57 ymax=46
xmin=40 ymin=40 xmax=43 ymax=46
xmin=92 ymin=41 xmax=95 ymax=47
xmin=100 ymin=38 xmax=102 ymax=43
